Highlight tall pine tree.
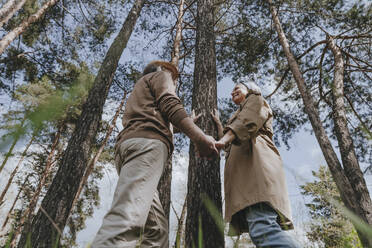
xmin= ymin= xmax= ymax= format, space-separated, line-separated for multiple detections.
xmin=185 ymin=0 xmax=223 ymax=247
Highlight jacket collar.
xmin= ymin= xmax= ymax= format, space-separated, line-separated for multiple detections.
xmin=239 ymin=93 xmax=259 ymax=110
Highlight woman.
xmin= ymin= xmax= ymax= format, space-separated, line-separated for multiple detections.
xmin=212 ymin=78 xmax=300 ymax=247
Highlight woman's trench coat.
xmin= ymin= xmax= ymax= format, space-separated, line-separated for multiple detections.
xmin=223 ymin=93 xmax=293 ymax=235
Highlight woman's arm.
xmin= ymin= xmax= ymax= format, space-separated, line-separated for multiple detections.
xmin=215 ymin=130 xmax=236 ymax=150
xmin=224 ymin=95 xmax=269 ymax=145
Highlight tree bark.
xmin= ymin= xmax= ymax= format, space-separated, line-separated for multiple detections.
xmin=157 ymin=156 xmax=173 ymax=221
xmin=327 ymin=35 xmax=372 ymax=245
xmin=0 ymin=135 xmax=34 ymax=206
xmin=0 ymin=0 xmax=59 ymax=55
xmin=17 ymin=1 xmax=146 ymax=247
xmin=185 ymin=0 xmax=223 ymax=247
xmin=0 ymin=0 xmax=27 ymax=29
xmin=158 ymin=0 xmax=185 ymax=221
xmin=267 ymin=1 xmax=372 ymax=246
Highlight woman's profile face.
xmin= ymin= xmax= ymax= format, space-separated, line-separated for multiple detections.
xmin=231 ymin=84 xmax=248 ymax=105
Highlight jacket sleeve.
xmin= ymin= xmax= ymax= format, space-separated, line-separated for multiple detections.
xmin=224 ymin=94 xmax=269 ymax=145
xmin=149 ymin=71 xmax=188 ymax=126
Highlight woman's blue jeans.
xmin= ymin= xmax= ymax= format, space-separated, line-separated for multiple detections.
xmin=244 ymin=203 xmax=301 ymax=248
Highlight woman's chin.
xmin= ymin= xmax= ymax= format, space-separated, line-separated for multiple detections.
xmin=232 ymin=99 xmax=240 ymax=105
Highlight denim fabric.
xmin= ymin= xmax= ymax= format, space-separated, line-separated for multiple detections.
xmin=244 ymin=203 xmax=301 ymax=248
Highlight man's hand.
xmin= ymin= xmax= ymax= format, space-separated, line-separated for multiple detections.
xmin=195 ymin=134 xmax=218 ymax=157
xmin=176 ymin=117 xmax=219 ymax=157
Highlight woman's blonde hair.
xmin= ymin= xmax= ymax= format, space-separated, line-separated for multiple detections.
xmin=237 ymin=77 xmax=262 ymax=95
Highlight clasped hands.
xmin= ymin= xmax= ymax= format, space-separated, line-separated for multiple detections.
xmin=191 ymin=110 xmax=227 ymax=158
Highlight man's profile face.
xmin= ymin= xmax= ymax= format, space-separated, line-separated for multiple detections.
xmin=231 ymin=84 xmax=248 ymax=105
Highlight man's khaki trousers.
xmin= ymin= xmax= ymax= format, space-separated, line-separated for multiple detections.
xmin=92 ymin=138 xmax=169 ymax=248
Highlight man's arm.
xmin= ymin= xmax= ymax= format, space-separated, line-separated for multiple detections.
xmin=175 ymin=117 xmax=218 ymax=157
xmin=150 ymin=71 xmax=188 ymax=127
xmin=173 ymin=110 xmax=201 ymax=134
xmin=150 ymin=71 xmax=217 ymax=156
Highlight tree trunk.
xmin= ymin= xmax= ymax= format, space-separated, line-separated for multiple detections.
xmin=0 ymin=0 xmax=27 ymax=28
xmin=170 ymin=0 xmax=184 ymax=67
xmin=157 ymin=157 xmax=173 ymax=221
xmin=327 ymin=35 xmax=372 ymax=245
xmin=0 ymin=135 xmax=34 ymax=206
xmin=14 ymin=127 xmax=62 ymax=247
xmin=175 ymin=198 xmax=187 ymax=248
xmin=1 ymin=175 xmax=30 ymax=231
xmin=70 ymin=91 xmax=127 ymax=213
xmin=0 ymin=0 xmax=59 ymax=55
xmin=158 ymin=0 xmax=185 ymax=221
xmin=185 ymin=0 xmax=223 ymax=247
xmin=17 ymin=1 xmax=146 ymax=247
xmin=267 ymin=1 xmax=372 ymax=246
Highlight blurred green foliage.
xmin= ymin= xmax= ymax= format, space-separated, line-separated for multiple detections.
xmin=301 ymin=166 xmax=362 ymax=247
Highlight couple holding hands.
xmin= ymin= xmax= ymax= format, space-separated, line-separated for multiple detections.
xmin=91 ymin=61 xmax=300 ymax=248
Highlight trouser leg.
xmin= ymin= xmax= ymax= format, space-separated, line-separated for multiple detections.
xmin=140 ymin=191 xmax=168 ymax=248
xmin=91 ymin=138 xmax=169 ymax=248
xmin=245 ymin=203 xmax=301 ymax=248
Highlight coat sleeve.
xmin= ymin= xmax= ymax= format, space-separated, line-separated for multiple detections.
xmin=149 ymin=71 xmax=188 ymax=126
xmin=224 ymin=94 xmax=269 ymax=145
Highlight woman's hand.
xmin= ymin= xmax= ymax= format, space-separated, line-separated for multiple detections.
xmin=211 ymin=108 xmax=221 ymax=125
xmin=216 ymin=130 xmax=236 ymax=150
xmin=215 ymin=140 xmax=227 ymax=150
xmin=191 ymin=110 xmax=202 ymax=123
xmin=211 ymin=108 xmax=224 ymax=140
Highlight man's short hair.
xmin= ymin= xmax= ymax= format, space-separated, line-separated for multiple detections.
xmin=143 ymin=61 xmax=179 ymax=80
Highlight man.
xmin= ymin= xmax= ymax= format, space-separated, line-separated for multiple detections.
xmin=92 ymin=61 xmax=217 ymax=247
